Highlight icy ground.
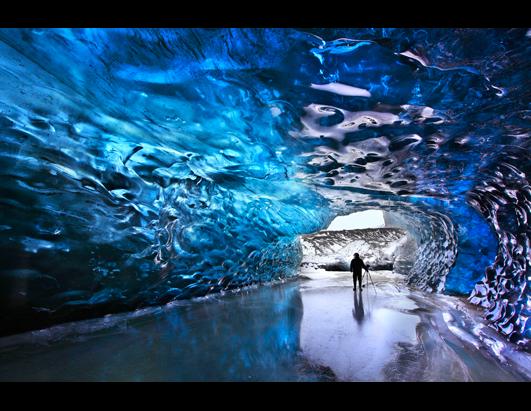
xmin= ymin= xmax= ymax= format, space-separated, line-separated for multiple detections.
xmin=298 ymin=270 xmax=531 ymax=381
xmin=0 ymin=269 xmax=529 ymax=381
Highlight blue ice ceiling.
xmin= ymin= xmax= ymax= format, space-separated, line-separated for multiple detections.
xmin=0 ymin=28 xmax=529 ymax=347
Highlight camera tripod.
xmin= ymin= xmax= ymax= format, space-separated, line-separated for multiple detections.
xmin=362 ymin=269 xmax=377 ymax=294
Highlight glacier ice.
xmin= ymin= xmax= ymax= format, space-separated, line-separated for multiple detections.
xmin=0 ymin=28 xmax=529 ymax=347
xmin=300 ymin=227 xmax=413 ymax=272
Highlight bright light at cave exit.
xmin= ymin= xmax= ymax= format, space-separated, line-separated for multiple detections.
xmin=326 ymin=210 xmax=385 ymax=230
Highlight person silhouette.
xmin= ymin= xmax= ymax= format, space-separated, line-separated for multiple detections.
xmin=352 ymin=290 xmax=365 ymax=326
xmin=350 ymin=253 xmax=367 ymax=291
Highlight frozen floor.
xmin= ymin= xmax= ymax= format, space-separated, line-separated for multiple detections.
xmin=0 ymin=270 xmax=529 ymax=381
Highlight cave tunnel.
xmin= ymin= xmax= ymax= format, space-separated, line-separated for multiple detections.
xmin=0 ymin=27 xmax=529 ymax=381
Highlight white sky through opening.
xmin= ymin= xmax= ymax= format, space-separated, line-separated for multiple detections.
xmin=326 ymin=210 xmax=385 ymax=230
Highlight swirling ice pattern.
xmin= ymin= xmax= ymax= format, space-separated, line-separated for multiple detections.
xmin=0 ymin=28 xmax=528 ymax=347
xmin=469 ymin=151 xmax=531 ymax=343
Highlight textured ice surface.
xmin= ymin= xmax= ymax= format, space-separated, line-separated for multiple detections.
xmin=0 ymin=29 xmax=529 ymax=346
xmin=0 ymin=270 xmax=528 ymax=381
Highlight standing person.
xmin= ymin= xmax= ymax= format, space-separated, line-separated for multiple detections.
xmin=350 ymin=253 xmax=367 ymax=291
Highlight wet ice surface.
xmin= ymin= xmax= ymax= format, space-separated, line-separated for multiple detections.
xmin=299 ymin=271 xmax=531 ymax=381
xmin=299 ymin=271 xmax=419 ymax=381
xmin=0 ymin=270 xmax=529 ymax=381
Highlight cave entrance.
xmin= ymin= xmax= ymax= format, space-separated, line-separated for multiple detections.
xmin=299 ymin=210 xmax=417 ymax=277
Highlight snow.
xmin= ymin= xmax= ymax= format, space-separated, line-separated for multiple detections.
xmin=300 ymin=228 xmax=414 ymax=272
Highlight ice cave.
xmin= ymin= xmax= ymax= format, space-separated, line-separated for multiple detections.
xmin=0 ymin=28 xmax=529 ymax=381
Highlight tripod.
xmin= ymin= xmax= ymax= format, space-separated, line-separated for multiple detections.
xmin=362 ymin=269 xmax=377 ymax=294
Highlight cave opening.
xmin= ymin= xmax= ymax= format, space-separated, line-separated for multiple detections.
xmin=299 ymin=209 xmax=418 ymax=284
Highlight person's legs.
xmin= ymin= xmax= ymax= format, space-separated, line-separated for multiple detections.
xmin=353 ymin=273 xmax=361 ymax=290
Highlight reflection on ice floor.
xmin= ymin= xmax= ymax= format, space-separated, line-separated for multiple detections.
xmin=300 ymin=272 xmax=419 ymax=381
xmin=299 ymin=271 xmax=531 ymax=381
xmin=0 ymin=270 xmax=529 ymax=381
